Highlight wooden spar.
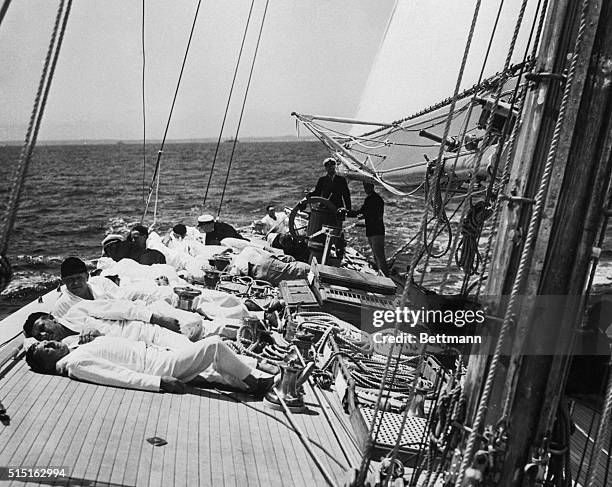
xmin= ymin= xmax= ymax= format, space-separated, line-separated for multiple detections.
xmin=497 ymin=1 xmax=612 ymax=484
xmin=462 ymin=0 xmax=574 ymax=422
xmin=498 ymin=0 xmax=601 ymax=420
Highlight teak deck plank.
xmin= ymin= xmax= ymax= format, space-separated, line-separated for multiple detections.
xmin=160 ymin=394 xmax=178 ymax=487
xmin=146 ymin=391 xmax=172 ymax=487
xmin=3 ymin=376 xmax=70 ymax=468
xmin=0 ymin=372 xmax=47 ymax=458
xmin=135 ymin=383 xmax=164 ymax=487
xmin=185 ymin=392 xmax=201 ymax=487
xmin=229 ymin=391 xmax=248 ymax=487
xmin=97 ymin=389 xmax=136 ymax=483
xmin=172 ymin=393 xmax=189 ymax=487
xmin=55 ymin=385 xmax=107 ymax=484
xmin=26 ymin=380 xmax=83 ymax=468
xmin=218 ymin=388 xmax=237 ymax=487
xmin=208 ymin=389 xmax=225 ymax=487
xmin=236 ymin=394 xmax=264 ymax=487
xmin=0 ymin=358 xmax=358 ymax=487
xmin=109 ymin=390 xmax=146 ymax=486
xmin=42 ymin=384 xmax=98 ymax=480
xmin=78 ymin=387 xmax=123 ymax=482
xmin=252 ymin=394 xmax=286 ymax=487
xmin=197 ymin=390 xmax=213 ymax=487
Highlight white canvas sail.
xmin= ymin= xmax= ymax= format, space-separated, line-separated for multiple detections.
xmin=295 ymin=0 xmax=538 ymax=193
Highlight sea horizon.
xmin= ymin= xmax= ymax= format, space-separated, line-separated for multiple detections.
xmin=0 ymin=135 xmax=317 ymax=146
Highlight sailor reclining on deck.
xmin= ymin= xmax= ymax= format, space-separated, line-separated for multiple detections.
xmin=24 ymin=298 xmax=235 ymax=349
xmin=54 ymin=257 xmax=176 ymax=319
xmin=25 ymin=335 xmax=275 ymax=396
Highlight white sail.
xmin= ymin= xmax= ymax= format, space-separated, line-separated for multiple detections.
xmin=295 ymin=0 xmax=538 ymax=193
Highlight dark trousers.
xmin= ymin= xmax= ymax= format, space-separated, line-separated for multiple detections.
xmin=368 ymin=234 xmax=388 ymax=276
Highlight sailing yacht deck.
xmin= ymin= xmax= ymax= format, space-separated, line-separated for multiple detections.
xmin=0 ymin=353 xmax=362 ymax=487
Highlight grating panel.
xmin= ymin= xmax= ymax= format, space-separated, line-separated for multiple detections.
xmin=360 ymin=408 xmax=427 ymax=453
xmin=325 ymin=288 xmax=397 ymax=308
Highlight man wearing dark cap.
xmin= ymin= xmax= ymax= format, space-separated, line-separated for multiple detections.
xmin=308 ymin=157 xmax=351 ymax=211
xmin=53 ymin=257 xmax=120 ymax=317
xmin=197 ymin=214 xmax=246 ymax=245
xmin=53 ymin=256 xmax=173 ymax=318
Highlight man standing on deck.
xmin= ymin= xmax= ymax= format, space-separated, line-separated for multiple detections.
xmin=307 ymin=157 xmax=351 ymax=211
xmin=197 ymin=214 xmax=246 ymax=245
xmin=346 ymin=181 xmax=389 ymax=276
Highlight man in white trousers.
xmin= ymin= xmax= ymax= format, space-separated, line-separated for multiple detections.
xmin=26 ymin=335 xmax=275 ymax=396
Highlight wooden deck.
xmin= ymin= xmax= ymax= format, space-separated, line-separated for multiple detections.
xmin=0 ymin=355 xmax=362 ymax=487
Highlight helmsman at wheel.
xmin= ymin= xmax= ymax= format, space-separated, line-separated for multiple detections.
xmin=308 ymin=157 xmax=351 ymax=212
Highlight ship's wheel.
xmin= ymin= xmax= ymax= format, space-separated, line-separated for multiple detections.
xmin=288 ymin=196 xmax=338 ymax=236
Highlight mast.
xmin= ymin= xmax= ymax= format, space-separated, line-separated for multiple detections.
xmin=462 ymin=0 xmax=612 ymax=484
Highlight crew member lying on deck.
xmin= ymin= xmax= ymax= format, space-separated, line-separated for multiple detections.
xmin=26 ymin=299 xmax=211 ymax=346
xmin=127 ymin=224 xmax=167 ymax=265
xmin=26 ymin=336 xmax=275 ymax=395
xmin=101 ymin=227 xmax=166 ymax=266
xmin=230 ymin=246 xmax=310 ymax=286
xmin=53 ymin=257 xmax=174 ymax=318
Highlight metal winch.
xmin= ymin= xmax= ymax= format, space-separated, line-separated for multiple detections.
xmin=264 ymin=359 xmax=315 ymax=413
xmin=173 ymin=286 xmax=202 ymax=312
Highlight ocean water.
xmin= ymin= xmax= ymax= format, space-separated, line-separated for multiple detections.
xmin=3 ymin=141 xmax=611 ymax=322
xmin=0 ymin=141 xmax=423 ymax=319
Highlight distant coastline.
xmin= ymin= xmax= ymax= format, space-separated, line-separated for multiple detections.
xmin=0 ymin=135 xmax=316 ymax=146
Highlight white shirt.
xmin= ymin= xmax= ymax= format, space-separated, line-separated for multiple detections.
xmin=260 ymin=213 xmax=288 ymax=234
xmin=60 ymin=298 xmax=207 ymax=345
xmin=185 ymin=225 xmax=204 ymax=242
xmin=56 ymin=336 xmax=161 ymax=391
xmin=53 ymin=276 xmax=121 ymax=318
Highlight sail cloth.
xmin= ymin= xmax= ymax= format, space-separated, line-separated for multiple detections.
xmin=295 ymin=101 xmax=495 ymax=194
xmin=293 ymin=0 xmax=537 ymax=194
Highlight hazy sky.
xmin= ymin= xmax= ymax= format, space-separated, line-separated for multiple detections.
xmin=1 ymin=0 xmax=538 ymax=141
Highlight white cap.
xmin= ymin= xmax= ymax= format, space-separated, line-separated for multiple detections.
xmin=197 ymin=214 xmax=215 ymax=224
xmin=101 ymin=234 xmax=123 ymax=247
xmin=324 ymin=157 xmax=336 ymax=166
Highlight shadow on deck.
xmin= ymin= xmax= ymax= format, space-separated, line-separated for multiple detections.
xmin=0 ymin=356 xmax=362 ymax=487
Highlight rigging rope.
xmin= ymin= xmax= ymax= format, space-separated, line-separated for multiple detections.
xmin=492 ymin=0 xmax=555 ymax=420
xmin=359 ymin=62 xmax=528 ymax=139
xmin=435 ymin=0 xmax=511 ymax=293
xmin=454 ymin=0 xmax=591 ymax=483
xmin=216 ymin=0 xmax=270 ymax=217
xmin=141 ymin=0 xmax=147 ymax=206
xmin=0 ymin=0 xmax=11 ymax=28
xmin=141 ymin=0 xmax=203 ymax=224
xmin=202 ymin=0 xmax=256 ymax=208
xmin=452 ymin=0 xmax=529 ymax=295
xmin=475 ymin=0 xmax=549 ymax=299
xmin=405 ymin=0 xmax=483 ymax=285
xmin=0 ymin=0 xmax=72 ymax=292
